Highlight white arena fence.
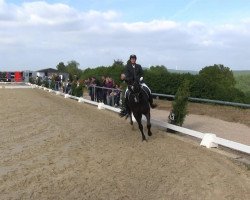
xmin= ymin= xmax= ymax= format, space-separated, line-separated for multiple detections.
xmin=2 ymin=82 xmax=250 ymax=155
xmin=0 ymin=82 xmax=33 ymax=89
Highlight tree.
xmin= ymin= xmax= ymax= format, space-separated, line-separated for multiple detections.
xmin=169 ymin=80 xmax=190 ymax=127
xmin=81 ymin=60 xmax=125 ymax=83
xmin=199 ymin=64 xmax=235 ymax=88
xmin=112 ymin=59 xmax=123 ymax=67
xmin=193 ymin=64 xmax=238 ymax=100
xmin=144 ymin=65 xmax=170 ymax=94
xmin=56 ymin=62 xmax=66 ymax=72
xmin=65 ymin=60 xmax=82 ymax=81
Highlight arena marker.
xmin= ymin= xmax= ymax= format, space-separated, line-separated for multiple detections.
xmin=200 ymin=133 xmax=218 ymax=148
xmin=78 ymin=98 xmax=84 ymax=103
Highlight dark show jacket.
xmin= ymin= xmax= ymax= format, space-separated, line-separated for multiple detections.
xmin=125 ymin=62 xmax=143 ymax=83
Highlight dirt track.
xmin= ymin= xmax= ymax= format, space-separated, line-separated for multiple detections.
xmin=0 ymin=89 xmax=249 ymax=200
xmin=151 ymin=109 xmax=250 ymax=145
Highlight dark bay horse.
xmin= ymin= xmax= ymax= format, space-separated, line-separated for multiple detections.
xmin=127 ymin=81 xmax=152 ymax=141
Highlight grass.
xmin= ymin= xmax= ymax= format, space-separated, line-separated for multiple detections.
xmin=235 ymin=74 xmax=250 ymax=93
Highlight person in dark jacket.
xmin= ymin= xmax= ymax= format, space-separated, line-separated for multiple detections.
xmin=125 ymin=56 xmax=143 ymax=83
xmin=119 ymin=54 xmax=156 ymax=117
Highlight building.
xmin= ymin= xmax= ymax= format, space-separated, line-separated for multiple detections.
xmin=36 ymin=68 xmax=69 ymax=81
xmin=0 ymin=68 xmax=69 ymax=82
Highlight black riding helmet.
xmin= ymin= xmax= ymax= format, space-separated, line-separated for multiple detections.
xmin=130 ymin=54 xmax=137 ymax=60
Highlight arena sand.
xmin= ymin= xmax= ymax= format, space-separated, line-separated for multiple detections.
xmin=0 ymin=89 xmax=249 ymax=200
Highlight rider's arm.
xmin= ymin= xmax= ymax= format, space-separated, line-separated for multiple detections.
xmin=136 ymin=64 xmax=143 ymax=82
xmin=125 ymin=65 xmax=132 ymax=81
xmin=138 ymin=64 xmax=143 ymax=77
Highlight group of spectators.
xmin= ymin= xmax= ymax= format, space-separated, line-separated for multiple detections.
xmin=34 ymin=74 xmax=124 ymax=107
xmin=84 ymin=76 xmax=123 ymax=107
xmin=35 ymin=75 xmax=62 ymax=91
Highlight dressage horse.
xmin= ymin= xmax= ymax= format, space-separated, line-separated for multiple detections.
xmin=126 ymin=80 xmax=152 ymax=141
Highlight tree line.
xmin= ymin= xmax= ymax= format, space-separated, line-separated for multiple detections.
xmin=57 ymin=60 xmax=249 ymax=104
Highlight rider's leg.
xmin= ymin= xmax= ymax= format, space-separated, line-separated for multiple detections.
xmin=141 ymin=83 xmax=157 ymax=108
xmin=120 ymin=88 xmax=130 ymax=117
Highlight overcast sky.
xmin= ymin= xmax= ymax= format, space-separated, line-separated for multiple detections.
xmin=1 ymin=0 xmax=250 ymax=71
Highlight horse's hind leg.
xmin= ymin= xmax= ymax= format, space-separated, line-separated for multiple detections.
xmin=134 ymin=113 xmax=146 ymax=141
xmin=146 ymin=112 xmax=152 ymax=136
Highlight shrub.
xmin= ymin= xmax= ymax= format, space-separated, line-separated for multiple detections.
xmin=169 ymin=80 xmax=190 ymax=126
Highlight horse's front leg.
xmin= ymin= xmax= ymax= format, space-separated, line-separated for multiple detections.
xmin=145 ymin=112 xmax=152 ymax=136
xmin=129 ymin=114 xmax=133 ymax=126
xmin=129 ymin=111 xmax=133 ymax=125
xmin=134 ymin=113 xmax=147 ymax=141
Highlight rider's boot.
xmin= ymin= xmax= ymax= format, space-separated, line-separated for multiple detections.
xmin=119 ymin=96 xmax=130 ymax=118
xmin=149 ymin=94 xmax=157 ymax=109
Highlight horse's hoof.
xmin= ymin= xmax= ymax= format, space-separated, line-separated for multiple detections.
xmin=142 ymin=138 xmax=148 ymax=142
xmin=148 ymin=132 xmax=152 ymax=136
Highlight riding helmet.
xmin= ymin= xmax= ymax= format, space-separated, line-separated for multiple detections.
xmin=130 ymin=54 xmax=137 ymax=60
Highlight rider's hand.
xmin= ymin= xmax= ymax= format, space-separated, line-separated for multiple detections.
xmin=121 ymin=73 xmax=126 ymax=80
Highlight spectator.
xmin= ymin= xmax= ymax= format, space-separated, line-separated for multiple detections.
xmin=101 ymin=76 xmax=107 ymax=104
xmin=113 ymin=84 xmax=121 ymax=107
xmin=105 ymin=77 xmax=114 ymax=106
xmin=91 ymin=77 xmax=102 ymax=102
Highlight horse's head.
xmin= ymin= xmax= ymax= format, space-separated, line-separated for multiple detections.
xmin=128 ymin=80 xmax=141 ymax=103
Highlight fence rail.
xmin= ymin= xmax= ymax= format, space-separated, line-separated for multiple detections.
xmin=152 ymin=93 xmax=250 ymax=108
xmin=90 ymin=86 xmax=250 ymax=109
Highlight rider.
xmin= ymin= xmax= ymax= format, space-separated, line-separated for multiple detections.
xmin=119 ymin=54 xmax=157 ymax=117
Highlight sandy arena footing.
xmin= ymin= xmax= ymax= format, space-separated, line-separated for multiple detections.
xmin=0 ymin=89 xmax=249 ymax=200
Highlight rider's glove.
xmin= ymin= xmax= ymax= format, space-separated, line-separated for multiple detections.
xmin=139 ymin=77 xmax=143 ymax=82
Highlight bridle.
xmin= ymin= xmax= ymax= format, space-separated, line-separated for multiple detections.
xmin=128 ymin=83 xmax=141 ymax=103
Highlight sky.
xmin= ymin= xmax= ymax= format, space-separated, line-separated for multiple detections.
xmin=1 ymin=0 xmax=250 ymax=71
